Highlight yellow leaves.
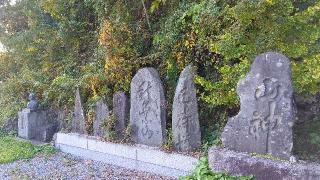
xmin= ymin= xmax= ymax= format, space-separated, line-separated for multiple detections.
xmin=104 ymin=55 xmax=133 ymax=92
xmin=292 ymin=54 xmax=320 ymax=95
xmin=265 ymin=0 xmax=274 ymax=5
xmin=26 ymin=47 xmax=36 ymax=53
xmin=184 ymin=32 xmax=196 ymax=49
xmin=184 ymin=40 xmax=195 ymax=49
xmin=40 ymin=0 xmax=64 ymax=20
xmin=99 ymin=21 xmax=112 ymax=48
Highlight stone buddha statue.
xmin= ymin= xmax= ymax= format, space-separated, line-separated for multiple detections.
xmin=27 ymin=93 xmax=39 ymax=110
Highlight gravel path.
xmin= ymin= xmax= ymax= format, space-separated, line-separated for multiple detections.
xmin=0 ymin=152 xmax=176 ymax=180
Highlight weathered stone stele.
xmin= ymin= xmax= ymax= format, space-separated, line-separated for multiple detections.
xmin=71 ymin=88 xmax=86 ymax=134
xmin=221 ymin=52 xmax=295 ymax=160
xmin=172 ymin=65 xmax=201 ymax=152
xmin=94 ymin=99 xmax=109 ymax=137
xmin=130 ymin=67 xmax=166 ymax=146
xmin=113 ymin=91 xmax=129 ymax=138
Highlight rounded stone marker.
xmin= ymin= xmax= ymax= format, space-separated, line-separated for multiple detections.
xmin=130 ymin=67 xmax=166 ymax=147
xmin=172 ymin=65 xmax=201 ymax=152
xmin=221 ymin=52 xmax=295 ymax=160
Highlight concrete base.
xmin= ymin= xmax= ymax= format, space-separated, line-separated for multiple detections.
xmin=55 ymin=133 xmax=198 ymax=178
xmin=18 ymin=109 xmax=58 ymax=142
xmin=208 ymin=147 xmax=320 ymax=180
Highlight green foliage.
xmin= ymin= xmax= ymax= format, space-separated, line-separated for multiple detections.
xmin=0 ymin=0 xmax=319 ymax=162
xmin=162 ymin=128 xmax=174 ymax=151
xmin=294 ymin=116 xmax=320 ymax=162
xmin=0 ymin=135 xmax=34 ymax=164
xmin=0 ymin=133 xmax=56 ymax=164
xmin=103 ymin=111 xmax=117 ymax=141
xmin=156 ymin=0 xmax=320 ymax=108
xmin=150 ymin=0 xmax=167 ymax=13
xmin=180 ymin=156 xmax=254 ymax=180
xmin=33 ymin=144 xmax=57 ymax=157
xmin=0 ymin=0 xmax=106 ymax=124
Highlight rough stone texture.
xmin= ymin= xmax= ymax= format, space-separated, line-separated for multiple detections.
xmin=72 ymin=88 xmax=86 ymax=134
xmin=113 ymin=91 xmax=129 ymax=138
xmin=208 ymin=147 xmax=320 ymax=180
xmin=1 ymin=117 xmax=18 ymax=133
xmin=172 ymin=65 xmax=201 ymax=152
xmin=18 ymin=109 xmax=59 ymax=142
xmin=130 ymin=68 xmax=166 ymax=147
xmin=222 ymin=52 xmax=295 ymax=160
xmin=93 ymin=99 xmax=109 ymax=137
xmin=27 ymin=93 xmax=39 ymax=110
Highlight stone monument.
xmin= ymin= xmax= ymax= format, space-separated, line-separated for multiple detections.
xmin=221 ymin=52 xmax=295 ymax=160
xmin=93 ymin=99 xmax=109 ymax=137
xmin=71 ymin=88 xmax=86 ymax=134
xmin=130 ymin=67 xmax=167 ymax=146
xmin=113 ymin=91 xmax=129 ymax=138
xmin=172 ymin=65 xmax=201 ymax=151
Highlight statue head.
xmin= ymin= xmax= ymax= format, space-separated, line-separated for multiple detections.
xmin=27 ymin=92 xmax=39 ymax=110
xmin=28 ymin=93 xmax=36 ymax=101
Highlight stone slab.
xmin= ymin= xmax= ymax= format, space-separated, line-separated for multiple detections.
xmin=113 ymin=91 xmax=129 ymax=138
xmin=57 ymin=144 xmax=188 ymax=178
xmin=93 ymin=99 xmax=109 ymax=137
xmin=172 ymin=65 xmax=201 ymax=152
xmin=130 ymin=67 xmax=167 ymax=147
xmin=222 ymin=52 xmax=295 ymax=160
xmin=56 ymin=133 xmax=88 ymax=149
xmin=208 ymin=146 xmax=320 ymax=180
xmin=136 ymin=147 xmax=198 ymax=172
xmin=72 ymin=88 xmax=86 ymax=134
xmin=87 ymin=138 xmax=137 ymax=160
xmin=55 ymin=133 xmax=197 ymax=177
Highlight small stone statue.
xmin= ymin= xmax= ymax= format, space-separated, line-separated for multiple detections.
xmin=27 ymin=93 xmax=39 ymax=110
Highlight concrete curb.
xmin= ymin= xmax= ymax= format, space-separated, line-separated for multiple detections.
xmin=55 ymin=133 xmax=198 ymax=178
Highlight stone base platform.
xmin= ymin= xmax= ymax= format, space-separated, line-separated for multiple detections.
xmin=54 ymin=133 xmax=198 ymax=178
xmin=208 ymin=147 xmax=320 ymax=180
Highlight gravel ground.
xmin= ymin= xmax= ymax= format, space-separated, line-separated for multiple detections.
xmin=0 ymin=152 xmax=176 ymax=180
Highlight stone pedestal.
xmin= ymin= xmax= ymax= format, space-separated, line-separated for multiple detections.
xmin=208 ymin=147 xmax=320 ymax=180
xmin=18 ymin=108 xmax=58 ymax=142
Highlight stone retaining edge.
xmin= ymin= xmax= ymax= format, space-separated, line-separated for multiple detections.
xmin=208 ymin=146 xmax=320 ymax=180
xmin=55 ymin=132 xmax=198 ymax=178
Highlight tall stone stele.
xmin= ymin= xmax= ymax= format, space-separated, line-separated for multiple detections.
xmin=113 ymin=91 xmax=129 ymax=138
xmin=93 ymin=99 xmax=109 ymax=137
xmin=130 ymin=67 xmax=167 ymax=147
xmin=72 ymin=88 xmax=86 ymax=134
xmin=172 ymin=65 xmax=201 ymax=152
xmin=221 ymin=52 xmax=296 ymax=160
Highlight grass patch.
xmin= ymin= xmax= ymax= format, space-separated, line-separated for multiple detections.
xmin=0 ymin=132 xmax=56 ymax=164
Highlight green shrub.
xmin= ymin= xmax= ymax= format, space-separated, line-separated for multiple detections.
xmin=180 ymin=156 xmax=254 ymax=180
